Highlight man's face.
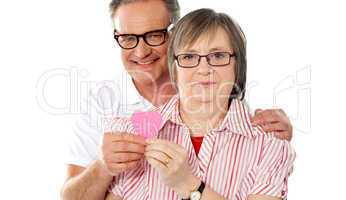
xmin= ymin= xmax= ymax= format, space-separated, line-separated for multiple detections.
xmin=113 ymin=0 xmax=171 ymax=85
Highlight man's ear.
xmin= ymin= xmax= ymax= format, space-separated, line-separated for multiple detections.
xmin=113 ymin=29 xmax=118 ymax=35
xmin=167 ymin=24 xmax=175 ymax=34
xmin=112 ymin=15 xmax=121 ymax=33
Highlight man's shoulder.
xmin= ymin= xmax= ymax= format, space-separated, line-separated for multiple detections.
xmin=81 ymin=78 xmax=121 ymax=112
xmin=85 ymin=73 xmax=137 ymax=107
xmin=87 ymin=78 xmax=121 ymax=98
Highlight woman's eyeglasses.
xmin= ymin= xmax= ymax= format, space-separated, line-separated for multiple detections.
xmin=174 ymin=52 xmax=236 ymax=68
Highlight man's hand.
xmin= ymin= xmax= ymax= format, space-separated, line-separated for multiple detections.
xmin=61 ymin=132 xmax=144 ymax=200
xmin=100 ymin=132 xmax=146 ymax=176
xmin=251 ymin=109 xmax=293 ymax=141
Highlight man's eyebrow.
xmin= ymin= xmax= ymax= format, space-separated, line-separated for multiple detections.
xmin=115 ymin=27 xmax=169 ymax=36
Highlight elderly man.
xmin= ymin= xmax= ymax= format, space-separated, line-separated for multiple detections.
xmin=61 ymin=0 xmax=293 ymax=199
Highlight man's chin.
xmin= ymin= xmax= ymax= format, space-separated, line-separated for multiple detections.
xmin=134 ymin=64 xmax=154 ymax=72
xmin=131 ymin=71 xmax=159 ymax=85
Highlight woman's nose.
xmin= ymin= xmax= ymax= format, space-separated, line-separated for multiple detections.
xmin=133 ymin=38 xmax=152 ymax=58
xmin=196 ymin=57 xmax=213 ymax=75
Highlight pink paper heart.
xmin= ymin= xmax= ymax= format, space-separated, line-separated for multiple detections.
xmin=130 ymin=111 xmax=163 ymax=139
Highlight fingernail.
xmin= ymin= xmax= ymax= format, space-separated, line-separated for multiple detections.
xmin=146 ymin=139 xmax=153 ymax=144
xmin=252 ymin=121 xmax=258 ymax=125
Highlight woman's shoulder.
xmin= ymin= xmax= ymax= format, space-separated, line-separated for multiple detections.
xmin=251 ymin=124 xmax=296 ymax=165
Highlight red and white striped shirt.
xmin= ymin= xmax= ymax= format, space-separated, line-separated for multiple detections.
xmin=107 ymin=95 xmax=295 ymax=200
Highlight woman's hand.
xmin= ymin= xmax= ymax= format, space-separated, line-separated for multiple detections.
xmin=144 ymin=139 xmax=200 ymax=198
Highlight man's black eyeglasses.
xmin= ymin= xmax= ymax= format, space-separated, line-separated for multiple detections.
xmin=114 ymin=28 xmax=169 ymax=49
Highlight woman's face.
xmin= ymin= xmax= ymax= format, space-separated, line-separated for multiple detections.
xmin=176 ymin=27 xmax=236 ymax=106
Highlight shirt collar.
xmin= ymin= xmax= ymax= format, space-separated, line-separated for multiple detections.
xmin=119 ymin=71 xmax=147 ymax=105
xmin=221 ymin=99 xmax=256 ymax=138
xmin=156 ymin=95 xmax=256 ymax=138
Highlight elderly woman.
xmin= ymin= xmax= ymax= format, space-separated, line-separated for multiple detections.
xmin=108 ymin=8 xmax=295 ymax=200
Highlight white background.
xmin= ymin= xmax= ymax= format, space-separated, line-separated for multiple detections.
xmin=0 ymin=0 xmax=345 ymax=199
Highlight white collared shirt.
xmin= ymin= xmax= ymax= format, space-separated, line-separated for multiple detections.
xmin=66 ymin=72 xmax=153 ymax=167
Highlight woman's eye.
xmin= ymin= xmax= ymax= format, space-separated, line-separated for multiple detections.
xmin=213 ymin=52 xmax=226 ymax=59
xmin=182 ymin=54 xmax=194 ymax=60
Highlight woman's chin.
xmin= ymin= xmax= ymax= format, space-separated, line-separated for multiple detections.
xmin=192 ymin=95 xmax=215 ymax=104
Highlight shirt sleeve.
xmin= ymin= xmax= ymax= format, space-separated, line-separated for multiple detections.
xmin=249 ymin=136 xmax=296 ymax=199
xmin=66 ymin=83 xmax=120 ymax=167
xmin=65 ymin=110 xmax=102 ymax=167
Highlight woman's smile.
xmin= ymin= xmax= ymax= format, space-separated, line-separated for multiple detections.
xmin=196 ymin=81 xmax=216 ymax=87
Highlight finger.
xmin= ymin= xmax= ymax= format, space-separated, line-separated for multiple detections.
xmin=261 ymin=121 xmax=288 ymax=132
xmin=146 ymin=139 xmax=182 ymax=158
xmin=274 ymin=131 xmax=292 ymax=141
xmin=250 ymin=109 xmax=262 ymax=122
xmin=108 ymin=160 xmax=140 ymax=174
xmin=251 ymin=109 xmax=263 ymax=123
xmin=145 ymin=143 xmax=176 ymax=159
xmin=146 ymin=156 xmax=167 ymax=172
xmin=147 ymin=139 xmax=184 ymax=151
xmin=273 ymin=131 xmax=291 ymax=141
xmin=112 ymin=141 xmax=146 ymax=154
xmin=107 ymin=152 xmax=143 ymax=163
xmin=109 ymin=133 xmax=146 ymax=145
xmin=254 ymin=109 xmax=263 ymax=115
xmin=252 ymin=109 xmax=281 ymax=125
xmin=145 ymin=150 xmax=170 ymax=166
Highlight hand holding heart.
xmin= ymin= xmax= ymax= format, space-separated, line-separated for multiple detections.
xmin=100 ymin=132 xmax=146 ymax=176
xmin=131 ymin=112 xmax=199 ymax=198
xmin=100 ymin=111 xmax=163 ymax=176
xmin=145 ymin=139 xmax=200 ymax=198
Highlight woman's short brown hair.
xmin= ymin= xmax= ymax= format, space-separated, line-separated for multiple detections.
xmin=167 ymin=8 xmax=247 ymax=100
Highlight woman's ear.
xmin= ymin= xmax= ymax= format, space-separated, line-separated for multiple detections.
xmin=172 ymin=64 xmax=179 ymax=91
xmin=230 ymin=83 xmax=241 ymax=99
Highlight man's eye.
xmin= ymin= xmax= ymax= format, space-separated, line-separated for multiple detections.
xmin=120 ymin=36 xmax=136 ymax=42
xmin=147 ymin=34 xmax=163 ymax=39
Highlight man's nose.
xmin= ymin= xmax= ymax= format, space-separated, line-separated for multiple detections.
xmin=133 ymin=37 xmax=152 ymax=58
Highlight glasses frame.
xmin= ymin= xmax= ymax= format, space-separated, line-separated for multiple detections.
xmin=174 ymin=52 xmax=236 ymax=68
xmin=114 ymin=28 xmax=169 ymax=50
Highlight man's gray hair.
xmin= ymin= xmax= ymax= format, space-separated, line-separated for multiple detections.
xmin=109 ymin=0 xmax=180 ymax=24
